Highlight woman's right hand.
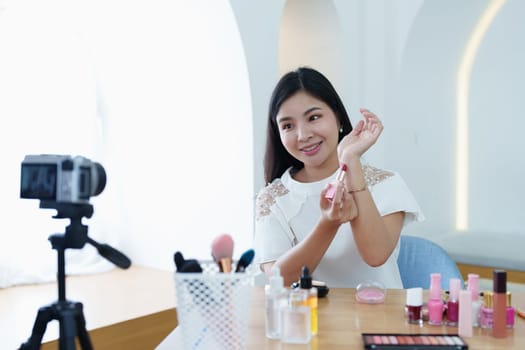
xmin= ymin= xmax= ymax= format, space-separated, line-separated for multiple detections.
xmin=320 ymin=182 xmax=358 ymax=226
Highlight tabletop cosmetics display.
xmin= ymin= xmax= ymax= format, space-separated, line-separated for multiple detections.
xmin=173 ymin=233 xmax=256 ymax=350
xmin=264 ymin=265 xmax=320 ymax=344
xmin=405 ymin=270 xmax=515 ymax=339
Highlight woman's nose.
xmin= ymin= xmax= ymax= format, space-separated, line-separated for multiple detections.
xmin=297 ymin=124 xmax=313 ymax=141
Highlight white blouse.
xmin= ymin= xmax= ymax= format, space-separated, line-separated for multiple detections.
xmin=253 ymin=164 xmax=425 ymax=288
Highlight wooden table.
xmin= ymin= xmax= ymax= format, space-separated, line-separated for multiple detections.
xmin=2 ymin=266 xmax=177 ymax=350
xmin=157 ymin=287 xmax=525 ymax=349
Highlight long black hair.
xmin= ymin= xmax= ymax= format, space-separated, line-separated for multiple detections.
xmin=263 ymin=67 xmax=353 ymax=184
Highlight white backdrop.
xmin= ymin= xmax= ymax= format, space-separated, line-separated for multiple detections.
xmin=0 ymin=0 xmax=254 ymax=287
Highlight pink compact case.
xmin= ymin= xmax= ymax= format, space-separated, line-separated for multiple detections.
xmin=356 ymin=281 xmax=387 ymax=304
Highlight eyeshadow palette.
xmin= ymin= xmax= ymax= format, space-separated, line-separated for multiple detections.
xmin=362 ymin=333 xmax=468 ymax=349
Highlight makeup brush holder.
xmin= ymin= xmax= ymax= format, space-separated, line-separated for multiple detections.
xmin=173 ymin=261 xmax=255 ymax=350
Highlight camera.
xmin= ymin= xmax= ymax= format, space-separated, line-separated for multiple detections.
xmin=20 ymin=154 xmax=106 ymax=204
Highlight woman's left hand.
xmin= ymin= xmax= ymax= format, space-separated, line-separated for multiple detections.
xmin=338 ymin=108 xmax=383 ymax=161
xmin=320 ymin=182 xmax=358 ymax=225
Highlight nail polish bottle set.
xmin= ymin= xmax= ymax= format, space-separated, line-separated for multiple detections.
xmin=412 ymin=271 xmax=515 ymax=339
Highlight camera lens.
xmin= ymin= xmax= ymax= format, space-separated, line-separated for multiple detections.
xmin=93 ymin=163 xmax=107 ymax=196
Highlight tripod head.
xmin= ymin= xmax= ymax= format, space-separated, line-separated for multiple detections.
xmin=41 ymin=200 xmax=131 ymax=269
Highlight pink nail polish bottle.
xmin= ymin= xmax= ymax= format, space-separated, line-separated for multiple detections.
xmin=480 ymin=291 xmax=494 ymax=329
xmin=506 ymin=291 xmax=515 ymax=328
xmin=428 ymin=273 xmax=444 ymax=325
xmin=467 ymin=273 xmax=481 ymax=327
xmin=447 ymin=278 xmax=461 ymax=326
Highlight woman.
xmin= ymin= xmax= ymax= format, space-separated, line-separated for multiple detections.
xmin=254 ymin=67 xmax=424 ymax=288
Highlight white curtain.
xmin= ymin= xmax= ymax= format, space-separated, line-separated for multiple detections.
xmin=0 ymin=0 xmax=254 ymax=288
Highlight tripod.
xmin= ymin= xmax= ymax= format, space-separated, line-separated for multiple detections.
xmin=19 ymin=201 xmax=131 ymax=350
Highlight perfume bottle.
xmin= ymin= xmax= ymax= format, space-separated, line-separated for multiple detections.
xmin=264 ymin=266 xmax=288 ymax=339
xmin=281 ymin=288 xmax=311 ymax=344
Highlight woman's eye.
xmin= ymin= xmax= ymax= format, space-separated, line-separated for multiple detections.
xmin=309 ymin=114 xmax=320 ymax=121
xmin=281 ymin=123 xmax=293 ymax=130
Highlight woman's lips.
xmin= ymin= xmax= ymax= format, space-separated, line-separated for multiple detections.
xmin=301 ymin=142 xmax=322 ymax=156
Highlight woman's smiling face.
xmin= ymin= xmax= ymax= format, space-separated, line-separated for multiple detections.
xmin=276 ymin=90 xmax=340 ymax=180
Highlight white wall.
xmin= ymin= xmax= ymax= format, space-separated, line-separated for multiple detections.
xmin=1 ymin=0 xmax=524 ymax=287
xmin=233 ymin=0 xmax=525 ymax=240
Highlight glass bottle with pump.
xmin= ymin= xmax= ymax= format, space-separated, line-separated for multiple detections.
xmin=264 ymin=266 xmax=288 ymax=339
xmin=300 ymin=266 xmax=318 ymax=336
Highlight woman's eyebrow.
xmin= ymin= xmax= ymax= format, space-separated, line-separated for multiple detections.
xmin=303 ymin=106 xmax=322 ymax=116
xmin=277 ymin=106 xmax=323 ymax=123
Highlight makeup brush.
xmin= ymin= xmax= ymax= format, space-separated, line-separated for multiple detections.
xmin=173 ymin=251 xmax=203 ymax=273
xmin=235 ymin=249 xmax=255 ymax=273
xmin=174 ymin=251 xmax=185 ymax=271
xmin=211 ymin=233 xmax=234 ymax=272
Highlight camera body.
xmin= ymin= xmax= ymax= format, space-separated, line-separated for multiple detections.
xmin=20 ymin=154 xmax=106 ymax=204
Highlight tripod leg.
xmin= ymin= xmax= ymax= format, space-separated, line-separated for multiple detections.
xmin=74 ymin=302 xmax=93 ymax=350
xmin=59 ymin=305 xmax=78 ymax=350
xmin=19 ymin=305 xmax=55 ymax=350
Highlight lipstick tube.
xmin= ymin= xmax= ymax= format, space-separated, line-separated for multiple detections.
xmin=325 ymin=163 xmax=347 ymax=200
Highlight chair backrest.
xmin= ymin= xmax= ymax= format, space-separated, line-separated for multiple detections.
xmin=397 ymin=235 xmax=464 ymax=290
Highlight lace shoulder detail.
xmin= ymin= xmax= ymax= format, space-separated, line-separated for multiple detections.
xmin=255 ymin=181 xmax=289 ymax=220
xmin=363 ymin=165 xmax=395 ymax=187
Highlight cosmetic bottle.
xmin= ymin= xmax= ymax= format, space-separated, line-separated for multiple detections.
xmin=264 ymin=266 xmax=288 ymax=339
xmin=300 ymin=266 xmax=318 ymax=336
xmin=406 ymin=287 xmax=423 ymax=324
xmin=458 ymin=290 xmax=472 ymax=337
xmin=281 ymin=288 xmax=311 ymax=344
xmin=506 ymin=292 xmax=515 ymax=328
xmin=467 ymin=273 xmax=481 ymax=327
xmin=480 ymin=291 xmax=493 ymax=329
xmin=428 ymin=273 xmax=444 ymax=325
xmin=447 ymin=278 xmax=461 ymax=326
xmin=492 ymin=270 xmax=507 ymax=338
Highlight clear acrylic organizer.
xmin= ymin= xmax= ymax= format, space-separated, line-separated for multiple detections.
xmin=173 ymin=261 xmax=254 ymax=350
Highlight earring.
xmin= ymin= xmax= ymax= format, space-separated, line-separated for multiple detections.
xmin=339 ymin=127 xmax=343 ymax=133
